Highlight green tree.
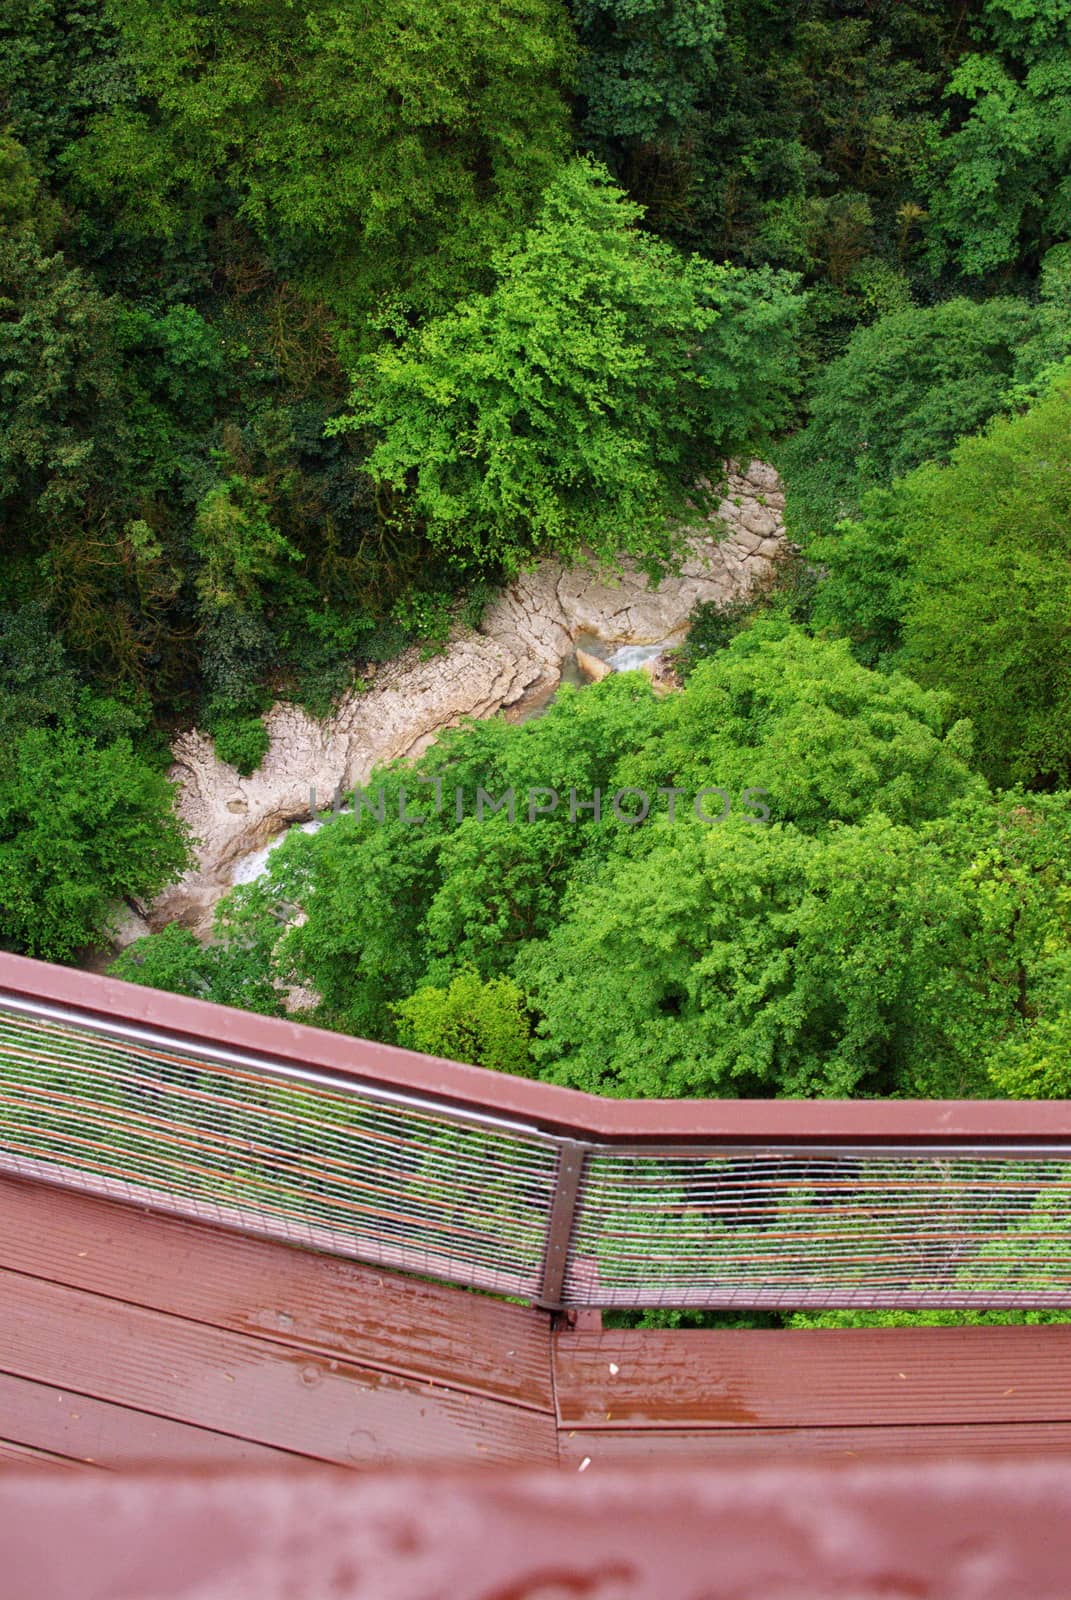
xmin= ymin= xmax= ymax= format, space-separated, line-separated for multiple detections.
xmin=69 ymin=0 xmax=575 ymax=323
xmin=0 ymin=1 xmax=129 ymax=178
xmin=0 ymin=602 xmax=79 ymax=738
xmin=422 ymin=817 xmax=586 ymax=979
xmin=0 ymin=231 xmax=125 ymax=536
xmin=0 ymin=215 xmax=231 ymax=702
xmin=515 ymin=812 xmax=984 ymax=1099
xmin=341 ymin=159 xmax=801 ymax=574
xmin=274 ymin=778 xmax=449 ymax=1042
xmin=924 ymin=0 xmax=1071 ymax=276
xmin=0 ymin=725 xmax=188 ymax=960
xmin=110 ymin=921 xmax=284 ymax=1015
xmin=802 ymin=495 xmax=912 ymax=669
xmin=780 ymin=295 xmax=1071 ymax=544
xmin=988 ymin=953 xmax=1071 ymax=1098
xmin=518 ymin=791 xmax=1071 ymax=1101
xmin=623 ymin=620 xmax=981 ymax=832
xmin=0 ymin=606 xmax=189 ymax=960
xmin=393 ymin=968 xmax=534 ymax=1075
xmin=571 ymin=0 xmax=725 ymax=148
xmin=863 ymin=378 xmax=1071 ymax=788
xmin=625 ymin=0 xmax=955 ymax=365
xmin=190 ymin=477 xmax=301 ymax=753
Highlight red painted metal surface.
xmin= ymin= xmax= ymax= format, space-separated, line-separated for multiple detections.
xmin=552 ymin=1326 xmax=1071 ymax=1430
xmin=4 ymin=1175 xmax=1071 ymax=1472
xmin=0 ymin=1176 xmax=557 ymax=1471
xmin=557 ymin=1421 xmax=1071 ymax=1463
xmin=0 ymin=1175 xmax=552 ymax=1412
xmin=0 ymin=1372 xmax=308 ymax=1469
xmin=4 ymin=957 xmax=1071 ymax=1501
xmin=0 ymin=1270 xmax=558 ymax=1466
xmin=7 ymin=952 xmax=1071 ymax=1310
xmin=6 ymin=1462 xmax=1071 ymax=1598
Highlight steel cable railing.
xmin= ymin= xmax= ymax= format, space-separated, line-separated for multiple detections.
xmin=0 ymin=1005 xmax=558 ymax=1300
xmin=565 ymin=1150 xmax=1071 ymax=1307
xmin=1 ymin=954 xmax=1070 ymax=1310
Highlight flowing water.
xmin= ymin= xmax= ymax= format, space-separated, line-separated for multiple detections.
xmin=228 ymin=634 xmax=680 ymax=885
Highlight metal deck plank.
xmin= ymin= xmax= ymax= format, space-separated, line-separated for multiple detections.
xmin=0 ymin=1371 xmax=317 ymax=1469
xmin=0 ymin=1175 xmax=553 ymax=1413
xmin=558 ymin=1421 xmax=1071 ymax=1463
xmin=553 ymin=1327 xmax=1071 ymax=1430
xmin=0 ymin=1439 xmax=79 ymax=1470
xmin=0 ymin=1269 xmax=559 ymax=1467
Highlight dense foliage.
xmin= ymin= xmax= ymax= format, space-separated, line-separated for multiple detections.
xmin=344 ymin=159 xmax=801 ymax=572
xmin=5 ymin=0 xmax=1071 ymax=1143
xmin=810 ymin=378 xmax=1071 ymax=787
xmin=5 ymin=0 xmax=1071 ymax=744
xmin=778 ymin=289 xmax=1071 ymax=543
xmin=0 ymin=608 xmax=189 ymax=958
xmin=68 ymin=0 xmax=576 ymax=324
xmin=116 ymin=627 xmax=1071 ymax=1111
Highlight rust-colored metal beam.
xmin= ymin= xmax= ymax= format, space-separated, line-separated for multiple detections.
xmin=536 ymin=1139 xmax=589 ymax=1307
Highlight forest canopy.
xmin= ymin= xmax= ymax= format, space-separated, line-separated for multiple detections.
xmin=112 ymin=632 xmax=1070 ymax=1108
xmin=2 ymin=0 xmax=1071 ymax=1120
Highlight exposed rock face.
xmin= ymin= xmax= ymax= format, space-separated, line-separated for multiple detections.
xmin=642 ymin=652 xmax=683 ymax=694
xmin=575 ymin=648 xmax=612 ymax=683
xmin=150 ymin=462 xmax=787 ymax=935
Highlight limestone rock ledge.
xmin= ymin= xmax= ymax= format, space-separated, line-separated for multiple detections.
xmin=149 ymin=461 xmax=787 ymax=936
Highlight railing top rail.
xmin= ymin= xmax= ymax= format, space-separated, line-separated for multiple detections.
xmin=2 ymin=952 xmax=1070 ymax=1146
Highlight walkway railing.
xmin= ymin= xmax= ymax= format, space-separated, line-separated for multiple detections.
xmin=1 ymin=953 xmax=1070 ymax=1310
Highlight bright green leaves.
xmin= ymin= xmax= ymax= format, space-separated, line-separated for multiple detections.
xmin=864 ymin=379 xmax=1071 ymax=789
xmin=974 ymin=0 xmax=1071 ymax=65
xmin=516 ymin=815 xmax=945 ymax=1099
xmin=624 ymin=621 xmax=981 ymax=832
xmin=518 ymin=792 xmax=1071 ymax=1102
xmin=806 ymin=376 xmax=1071 ymax=788
xmin=0 ymin=608 xmax=190 ymax=961
xmin=393 ymin=969 xmax=534 ymax=1075
xmin=342 ymin=159 xmax=801 ymax=572
xmin=779 ymin=295 xmax=1071 ymax=545
xmin=0 ymin=726 xmax=187 ymax=960
xmin=989 ymin=952 xmax=1071 ymax=1099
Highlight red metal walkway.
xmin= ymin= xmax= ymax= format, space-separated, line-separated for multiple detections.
xmin=4 ymin=1172 xmax=1071 ymax=1472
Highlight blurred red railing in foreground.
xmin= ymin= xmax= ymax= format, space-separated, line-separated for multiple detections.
xmin=7 ymin=1460 xmax=1071 ymax=1600
xmin=1 ymin=951 xmax=1070 ymax=1311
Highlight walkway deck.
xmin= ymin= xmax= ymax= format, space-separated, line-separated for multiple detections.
xmin=3 ymin=1173 xmax=1071 ymax=1470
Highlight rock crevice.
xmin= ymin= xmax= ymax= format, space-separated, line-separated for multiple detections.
xmin=147 ymin=462 xmax=787 ymax=937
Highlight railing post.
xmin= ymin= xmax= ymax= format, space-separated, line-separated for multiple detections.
xmin=536 ymin=1139 xmax=589 ymax=1310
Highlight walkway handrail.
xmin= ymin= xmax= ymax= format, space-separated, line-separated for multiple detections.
xmin=1 ymin=952 xmax=1070 ymax=1309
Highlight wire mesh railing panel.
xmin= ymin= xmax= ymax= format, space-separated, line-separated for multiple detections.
xmin=563 ymin=1149 xmax=1071 ymax=1308
xmin=0 ymin=1007 xmax=558 ymax=1299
